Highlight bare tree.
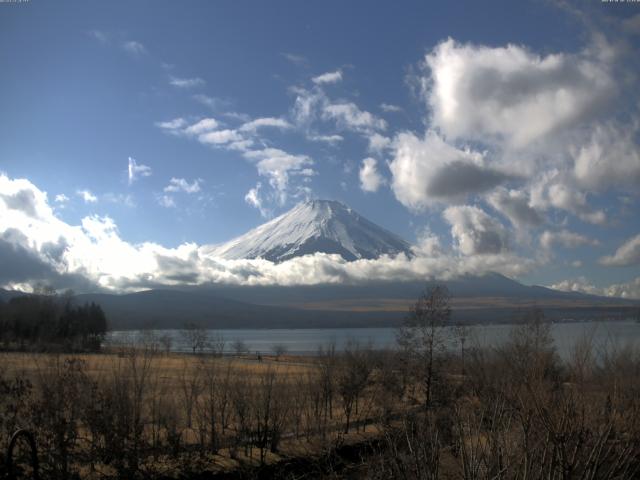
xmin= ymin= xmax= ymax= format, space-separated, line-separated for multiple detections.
xmin=230 ymin=376 xmax=251 ymax=458
xmin=209 ymin=331 xmax=226 ymax=357
xmin=231 ymin=338 xmax=248 ymax=356
xmin=178 ymin=358 xmax=202 ymax=429
xmin=337 ymin=340 xmax=373 ymax=433
xmin=180 ymin=322 xmax=209 ymax=355
xmin=374 ymin=350 xmax=406 ymax=426
xmin=397 ymin=284 xmax=451 ymax=409
xmin=196 ymin=357 xmax=220 ymax=453
xmin=251 ymin=368 xmax=288 ymax=463
xmin=503 ymin=306 xmax=557 ymax=383
xmin=453 ymin=322 xmax=470 ymax=376
xmin=159 ymin=333 xmax=173 ymax=355
xmin=317 ymin=341 xmax=337 ymax=434
xmin=272 ymin=343 xmax=288 ymax=360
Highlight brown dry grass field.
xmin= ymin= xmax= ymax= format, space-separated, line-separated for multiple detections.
xmin=0 ymin=346 xmax=397 ymax=478
xmin=0 ymin=350 xmax=315 ymax=385
xmin=2 ymin=315 xmax=639 ymax=479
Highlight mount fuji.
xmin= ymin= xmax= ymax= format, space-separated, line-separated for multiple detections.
xmin=3 ymin=200 xmax=636 ymax=330
xmin=209 ymin=199 xmax=413 ymax=262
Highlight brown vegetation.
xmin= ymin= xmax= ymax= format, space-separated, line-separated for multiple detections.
xmin=0 ymin=288 xmax=639 ymax=479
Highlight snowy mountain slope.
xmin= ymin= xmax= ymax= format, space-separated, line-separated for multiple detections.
xmin=209 ymin=200 xmax=413 ymax=262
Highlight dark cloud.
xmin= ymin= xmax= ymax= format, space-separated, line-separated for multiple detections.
xmin=155 ymin=254 xmax=200 ymax=283
xmin=0 ymin=229 xmax=97 ymax=292
xmin=428 ymin=161 xmax=512 ymax=199
xmin=488 ymin=188 xmax=543 ymax=228
xmin=0 ymin=189 xmax=39 ymax=218
xmin=41 ymin=237 xmax=69 ymax=263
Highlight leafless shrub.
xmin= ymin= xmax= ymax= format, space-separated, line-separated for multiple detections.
xmin=0 ymin=363 xmax=33 ymax=461
xmin=251 ymin=368 xmax=289 ymax=463
xmin=178 ymin=357 xmax=202 ymax=429
xmin=337 ymin=340 xmax=373 ymax=434
xmin=29 ymin=356 xmax=94 ymax=479
xmin=317 ymin=341 xmax=337 ymax=433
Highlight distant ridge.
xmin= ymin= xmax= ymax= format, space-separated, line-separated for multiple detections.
xmin=1 ymin=275 xmax=637 ymax=330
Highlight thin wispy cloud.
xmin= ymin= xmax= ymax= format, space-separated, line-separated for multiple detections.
xmin=164 ymin=177 xmax=202 ymax=194
xmin=380 ymin=103 xmax=402 ymax=113
xmin=193 ymin=94 xmax=223 ymax=110
xmin=156 ymin=118 xmax=188 ymax=131
xmin=157 ymin=194 xmax=176 ymax=208
xmin=127 ymin=157 xmax=152 ymax=185
xmin=76 ymin=189 xmax=97 ymax=204
xmin=281 ymin=52 xmax=308 ymax=66
xmin=312 ymin=70 xmax=342 ymax=85
xmin=322 ymin=102 xmax=387 ymax=133
xmin=223 ymin=111 xmax=251 ymax=122
xmin=103 ymin=193 xmax=135 ymax=207
xmin=169 ymin=75 xmax=205 ymax=88
xmin=88 ymin=29 xmax=109 ymax=44
xmin=122 ymin=40 xmax=147 ymax=55
xmin=540 ymin=230 xmax=599 ymax=250
xmin=244 ymin=182 xmax=270 ymax=218
xmin=239 ymin=117 xmax=292 ymax=133
xmin=308 ymin=134 xmax=344 ymax=144
xmin=184 ymin=118 xmax=219 ymax=136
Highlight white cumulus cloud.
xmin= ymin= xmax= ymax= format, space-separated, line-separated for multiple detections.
xmin=540 ymin=229 xmax=599 ymax=250
xmin=359 ymin=158 xmax=384 ymax=193
xmin=0 ymin=174 xmax=536 ymax=293
xmin=599 ymin=234 xmax=640 ymax=267
xmin=443 ymin=205 xmax=509 ymax=256
xmin=572 ymin=122 xmax=640 ymax=190
xmin=423 ymin=37 xmax=614 ymax=148
xmin=487 ymin=188 xmax=542 ymax=229
xmin=389 ymin=130 xmax=511 ymax=210
xmin=551 ymin=276 xmax=640 ymax=300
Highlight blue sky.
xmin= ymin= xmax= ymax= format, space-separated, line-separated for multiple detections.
xmin=1 ymin=0 xmax=639 ymax=296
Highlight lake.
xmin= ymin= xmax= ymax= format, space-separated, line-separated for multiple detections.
xmin=108 ymin=320 xmax=640 ymax=359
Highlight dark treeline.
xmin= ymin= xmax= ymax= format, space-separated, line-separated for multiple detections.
xmin=0 ymin=289 xmax=107 ymax=351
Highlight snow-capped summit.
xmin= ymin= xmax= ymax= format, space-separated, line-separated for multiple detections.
xmin=210 ymin=199 xmax=413 ymax=262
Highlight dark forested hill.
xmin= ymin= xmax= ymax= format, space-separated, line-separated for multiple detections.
xmin=2 ymin=274 xmax=638 ymax=330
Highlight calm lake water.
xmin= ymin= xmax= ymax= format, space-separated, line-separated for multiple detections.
xmin=108 ymin=320 xmax=640 ymax=359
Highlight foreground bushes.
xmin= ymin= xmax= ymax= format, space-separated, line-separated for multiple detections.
xmin=0 ymin=318 xmax=639 ymax=479
xmin=367 ymin=317 xmax=640 ymax=480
